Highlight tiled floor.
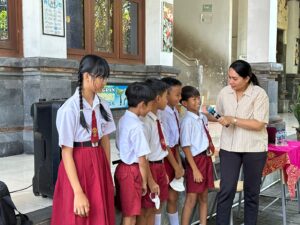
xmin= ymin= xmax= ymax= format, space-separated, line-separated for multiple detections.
xmin=0 ymin=113 xmax=298 ymax=215
xmin=0 ymin=154 xmax=52 ymax=214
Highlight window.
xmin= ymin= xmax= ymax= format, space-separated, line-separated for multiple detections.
xmin=66 ymin=0 xmax=145 ymax=64
xmin=0 ymin=0 xmax=22 ymax=57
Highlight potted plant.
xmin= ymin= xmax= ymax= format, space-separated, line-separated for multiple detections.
xmin=291 ymin=85 xmax=300 ymax=140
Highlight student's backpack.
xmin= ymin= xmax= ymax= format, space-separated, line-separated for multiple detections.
xmin=0 ymin=181 xmax=32 ymax=225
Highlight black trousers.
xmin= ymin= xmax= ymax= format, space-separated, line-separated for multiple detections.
xmin=216 ymin=149 xmax=267 ymax=225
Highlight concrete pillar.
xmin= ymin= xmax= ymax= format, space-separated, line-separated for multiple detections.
xmin=237 ymin=0 xmax=277 ymax=62
xmin=286 ymin=0 xmax=300 ymax=74
xmin=237 ymin=0 xmax=284 ymax=128
xmin=285 ymin=0 xmax=300 ymax=106
xmin=145 ymin=0 xmax=173 ymax=66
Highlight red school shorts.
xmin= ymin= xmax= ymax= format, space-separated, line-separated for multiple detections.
xmin=114 ymin=162 xmax=142 ymax=216
xmin=142 ymin=161 xmax=169 ymax=208
xmin=164 ymin=146 xmax=178 ymax=183
xmin=185 ymin=153 xmax=214 ymax=193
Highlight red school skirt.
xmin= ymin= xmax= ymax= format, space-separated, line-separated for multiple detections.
xmin=51 ymin=145 xmax=115 ymax=225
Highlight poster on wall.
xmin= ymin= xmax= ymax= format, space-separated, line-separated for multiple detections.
xmin=42 ymin=0 xmax=65 ymax=37
xmin=98 ymin=84 xmax=128 ymax=109
xmin=162 ymin=2 xmax=173 ymax=53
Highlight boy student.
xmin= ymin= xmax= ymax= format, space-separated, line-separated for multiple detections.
xmin=179 ymin=86 xmax=214 ymax=225
xmin=137 ymin=78 xmax=169 ymax=225
xmin=114 ymin=82 xmax=155 ymax=225
xmin=159 ymin=77 xmax=184 ymax=225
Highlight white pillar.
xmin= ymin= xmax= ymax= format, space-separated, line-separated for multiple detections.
xmin=237 ymin=0 xmax=277 ymax=63
xmin=22 ymin=0 xmax=67 ymax=58
xmin=237 ymin=0 xmax=248 ymax=60
xmin=286 ymin=0 xmax=300 ymax=74
xmin=145 ymin=0 xmax=173 ymax=66
xmin=247 ymin=0 xmax=277 ymax=63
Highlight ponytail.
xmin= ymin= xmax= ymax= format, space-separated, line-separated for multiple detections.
xmin=97 ymin=96 xmax=111 ymax=122
xmin=78 ymin=71 xmax=89 ymax=131
xmin=250 ymin=73 xmax=260 ymax=86
xmin=230 ymin=60 xmax=260 ymax=86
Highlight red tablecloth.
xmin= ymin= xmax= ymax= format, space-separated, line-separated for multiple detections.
xmin=262 ymin=141 xmax=300 ymax=199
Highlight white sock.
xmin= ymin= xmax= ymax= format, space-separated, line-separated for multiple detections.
xmin=168 ymin=212 xmax=179 ymax=225
xmin=154 ymin=214 xmax=161 ymax=225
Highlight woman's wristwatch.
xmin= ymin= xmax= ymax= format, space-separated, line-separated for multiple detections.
xmin=233 ymin=117 xmax=237 ymax=125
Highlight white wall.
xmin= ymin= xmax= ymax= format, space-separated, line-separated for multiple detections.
xmin=23 ymin=0 xmax=67 ymax=58
xmin=174 ymin=0 xmax=232 ymax=104
xmin=145 ymin=0 xmax=173 ymax=66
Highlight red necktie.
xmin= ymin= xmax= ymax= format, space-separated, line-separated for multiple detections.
xmin=201 ymin=120 xmax=215 ymax=155
xmin=156 ymin=119 xmax=167 ymax=151
xmin=91 ymin=110 xmax=99 ymax=147
xmin=174 ymin=111 xmax=180 ymax=145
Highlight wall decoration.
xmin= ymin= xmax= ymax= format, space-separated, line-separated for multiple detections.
xmin=162 ymin=2 xmax=173 ymax=53
xmin=98 ymin=84 xmax=128 ymax=109
xmin=42 ymin=0 xmax=65 ymax=37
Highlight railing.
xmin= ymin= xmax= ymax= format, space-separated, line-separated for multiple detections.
xmin=173 ymin=47 xmax=199 ymax=67
xmin=173 ymin=47 xmax=203 ymax=89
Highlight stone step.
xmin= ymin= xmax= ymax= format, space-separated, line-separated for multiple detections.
xmin=26 ymin=206 xmax=51 ymax=225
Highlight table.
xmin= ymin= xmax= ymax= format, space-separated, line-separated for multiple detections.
xmin=262 ymin=141 xmax=300 ymax=225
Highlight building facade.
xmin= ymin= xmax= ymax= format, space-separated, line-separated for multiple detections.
xmin=1 ymin=0 xmax=299 ymax=157
xmin=0 ymin=0 xmax=179 ymax=156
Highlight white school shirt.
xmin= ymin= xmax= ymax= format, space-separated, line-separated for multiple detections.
xmin=116 ymin=110 xmax=151 ymax=164
xmin=180 ymin=111 xmax=209 ymax=156
xmin=158 ymin=105 xmax=180 ymax=148
xmin=56 ymin=88 xmax=116 ymax=148
xmin=141 ymin=112 xmax=168 ymax=161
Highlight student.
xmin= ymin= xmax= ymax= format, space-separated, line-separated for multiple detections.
xmin=51 ymin=55 xmax=116 ymax=225
xmin=114 ymin=82 xmax=155 ymax=225
xmin=159 ymin=77 xmax=184 ymax=225
xmin=137 ymin=78 xmax=169 ymax=225
xmin=180 ymin=86 xmax=214 ymax=225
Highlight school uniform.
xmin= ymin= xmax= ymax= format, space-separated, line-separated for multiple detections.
xmin=140 ymin=112 xmax=169 ymax=208
xmin=180 ymin=111 xmax=214 ymax=193
xmin=114 ymin=110 xmax=151 ymax=216
xmin=51 ymin=89 xmax=116 ymax=225
xmin=159 ymin=105 xmax=180 ymax=182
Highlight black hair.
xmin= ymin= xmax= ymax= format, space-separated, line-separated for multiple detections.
xmin=180 ymin=86 xmax=200 ymax=103
xmin=229 ymin=60 xmax=260 ymax=86
xmin=145 ymin=78 xmax=169 ymax=96
xmin=126 ymin=82 xmax=156 ymax=107
xmin=161 ymin=77 xmax=182 ymax=88
xmin=78 ymin=54 xmax=111 ymax=131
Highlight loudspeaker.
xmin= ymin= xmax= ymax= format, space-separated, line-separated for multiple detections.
xmin=31 ymin=100 xmax=65 ymax=198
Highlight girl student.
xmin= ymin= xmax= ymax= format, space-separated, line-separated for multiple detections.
xmin=51 ymin=55 xmax=116 ymax=225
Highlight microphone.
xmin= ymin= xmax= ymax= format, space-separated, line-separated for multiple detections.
xmin=207 ymin=106 xmax=221 ymax=119
xmin=207 ymin=106 xmax=229 ymax=127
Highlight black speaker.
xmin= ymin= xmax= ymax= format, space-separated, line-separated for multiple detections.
xmin=31 ymin=100 xmax=65 ymax=198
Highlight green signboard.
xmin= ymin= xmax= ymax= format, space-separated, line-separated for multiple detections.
xmin=202 ymin=4 xmax=212 ymax=12
xmin=98 ymin=84 xmax=128 ymax=109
